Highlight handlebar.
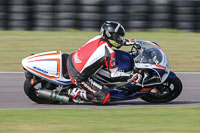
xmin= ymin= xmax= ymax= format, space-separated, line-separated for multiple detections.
xmin=130 ymin=41 xmax=142 ymax=58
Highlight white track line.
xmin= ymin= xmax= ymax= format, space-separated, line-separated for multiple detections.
xmin=0 ymin=72 xmax=24 ymax=74
xmin=175 ymin=72 xmax=200 ymax=74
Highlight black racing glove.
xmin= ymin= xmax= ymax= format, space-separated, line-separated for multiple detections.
xmin=123 ymin=39 xmax=141 ymax=50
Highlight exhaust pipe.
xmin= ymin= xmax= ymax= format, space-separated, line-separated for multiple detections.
xmin=37 ymin=89 xmax=69 ymax=103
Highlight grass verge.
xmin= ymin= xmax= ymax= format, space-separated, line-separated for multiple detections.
xmin=0 ymin=30 xmax=200 ymax=72
xmin=0 ymin=107 xmax=200 ymax=133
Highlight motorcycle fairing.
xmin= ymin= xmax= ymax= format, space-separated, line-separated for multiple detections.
xmin=22 ymin=51 xmax=72 ymax=85
xmin=168 ymin=71 xmax=177 ymax=79
xmin=108 ymin=84 xmax=150 ymax=101
xmin=134 ymin=41 xmax=170 ymax=86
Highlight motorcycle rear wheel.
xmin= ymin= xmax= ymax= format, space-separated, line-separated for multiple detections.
xmin=141 ymin=77 xmax=182 ymax=103
xmin=24 ymin=79 xmax=58 ymax=104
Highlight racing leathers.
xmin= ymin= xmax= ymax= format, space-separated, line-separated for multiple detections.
xmin=67 ymin=35 xmax=137 ymax=104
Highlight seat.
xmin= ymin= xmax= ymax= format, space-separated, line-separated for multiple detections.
xmin=62 ymin=54 xmax=70 ymax=79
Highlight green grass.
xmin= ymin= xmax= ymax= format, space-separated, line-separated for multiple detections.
xmin=1 ymin=30 xmax=199 ymax=133
xmin=0 ymin=30 xmax=200 ymax=72
xmin=0 ymin=107 xmax=200 ymax=133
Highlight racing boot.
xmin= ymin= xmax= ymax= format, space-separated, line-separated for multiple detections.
xmin=95 ymin=89 xmax=110 ymax=104
xmin=68 ymin=87 xmax=110 ymax=104
xmin=78 ymin=79 xmax=111 ymax=104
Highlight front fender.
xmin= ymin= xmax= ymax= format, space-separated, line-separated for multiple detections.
xmin=167 ymin=71 xmax=177 ymax=79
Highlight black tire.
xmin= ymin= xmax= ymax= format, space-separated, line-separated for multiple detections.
xmin=141 ymin=77 xmax=183 ymax=103
xmin=56 ymin=5 xmax=77 ymax=12
xmin=105 ymin=5 xmax=124 ymax=13
xmin=8 ymin=27 xmax=29 ymax=30
xmin=198 ymin=22 xmax=200 ymax=29
xmin=80 ymin=27 xmax=99 ymax=31
xmin=55 ymin=27 xmax=74 ymax=31
xmin=9 ymin=5 xmax=30 ymax=13
xmin=173 ymin=0 xmax=195 ymax=7
xmin=0 ymin=13 xmax=5 ymax=20
xmin=150 ymin=0 xmax=170 ymax=6
xmin=56 ymin=12 xmax=76 ymax=19
xmin=8 ymin=0 xmax=29 ymax=5
xmin=78 ymin=20 xmax=100 ymax=28
xmin=34 ymin=5 xmax=54 ymax=12
xmin=34 ymin=13 xmax=55 ymax=19
xmin=56 ymin=19 xmax=75 ymax=27
xmin=128 ymin=13 xmax=147 ymax=21
xmin=57 ymin=0 xmax=78 ymax=5
xmin=128 ymin=0 xmax=148 ymax=5
xmin=77 ymin=13 xmax=102 ymax=21
xmin=79 ymin=5 xmax=101 ymax=13
xmin=174 ymin=7 xmax=195 ymax=14
xmin=151 ymin=6 xmax=170 ymax=13
xmin=8 ymin=20 xmax=29 ymax=27
xmin=24 ymin=79 xmax=57 ymax=104
xmin=0 ymin=20 xmax=5 ymax=27
xmin=127 ymin=5 xmax=149 ymax=13
xmin=175 ymin=22 xmax=194 ymax=29
xmin=150 ymin=13 xmax=171 ymax=21
xmin=104 ymin=13 xmax=124 ymax=21
xmin=127 ymin=21 xmax=147 ymax=28
xmin=78 ymin=0 xmax=103 ymax=5
xmin=198 ymin=6 xmax=200 ymax=14
xmin=175 ymin=14 xmax=195 ymax=22
xmin=8 ymin=13 xmax=28 ymax=20
xmin=150 ymin=21 xmax=171 ymax=28
xmin=32 ymin=0 xmax=55 ymax=5
xmin=33 ymin=27 xmax=54 ymax=31
xmin=34 ymin=19 xmax=54 ymax=27
xmin=0 ymin=0 xmax=5 ymax=5
xmin=0 ymin=6 xmax=5 ymax=12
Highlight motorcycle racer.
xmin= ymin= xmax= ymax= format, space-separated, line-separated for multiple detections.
xmin=67 ymin=21 xmax=142 ymax=104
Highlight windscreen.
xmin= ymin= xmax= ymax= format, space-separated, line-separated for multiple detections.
xmin=134 ymin=42 xmax=163 ymax=64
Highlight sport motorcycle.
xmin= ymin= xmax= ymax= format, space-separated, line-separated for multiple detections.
xmin=22 ymin=40 xmax=182 ymax=104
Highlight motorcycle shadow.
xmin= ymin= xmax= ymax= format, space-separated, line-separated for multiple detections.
xmin=105 ymin=101 xmax=200 ymax=106
xmin=58 ymin=101 xmax=200 ymax=106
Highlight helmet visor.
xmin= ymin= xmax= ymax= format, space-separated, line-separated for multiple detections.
xmin=117 ymin=35 xmax=124 ymax=42
xmin=108 ymin=33 xmax=124 ymax=48
xmin=113 ymin=33 xmax=124 ymax=43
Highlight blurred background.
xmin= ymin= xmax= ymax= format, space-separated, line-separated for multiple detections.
xmin=0 ymin=0 xmax=200 ymax=32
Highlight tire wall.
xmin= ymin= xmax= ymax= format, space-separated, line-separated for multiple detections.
xmin=0 ymin=0 xmax=199 ymax=32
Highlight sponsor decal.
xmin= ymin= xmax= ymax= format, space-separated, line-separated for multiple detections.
xmin=111 ymin=62 xmax=116 ymax=67
xmin=89 ymin=78 xmax=102 ymax=90
xmin=56 ymin=80 xmax=72 ymax=84
xmin=33 ymin=66 xmax=48 ymax=74
xmin=81 ymin=81 xmax=97 ymax=94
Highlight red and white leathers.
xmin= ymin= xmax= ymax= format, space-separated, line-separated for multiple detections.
xmin=67 ymin=35 xmax=133 ymax=104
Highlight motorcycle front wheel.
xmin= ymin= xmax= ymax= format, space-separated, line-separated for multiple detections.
xmin=141 ymin=77 xmax=182 ymax=103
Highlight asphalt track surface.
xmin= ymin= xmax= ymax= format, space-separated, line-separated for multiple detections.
xmin=0 ymin=72 xmax=199 ymax=109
